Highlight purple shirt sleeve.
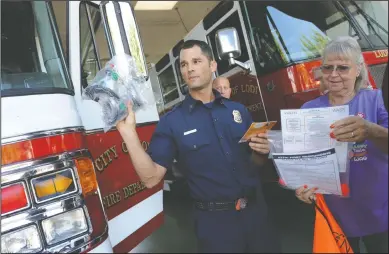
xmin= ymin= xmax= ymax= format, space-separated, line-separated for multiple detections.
xmin=376 ymin=89 xmax=388 ymax=128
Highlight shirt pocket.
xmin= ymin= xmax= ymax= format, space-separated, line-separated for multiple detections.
xmin=178 ymin=130 xmax=211 ymax=156
xmin=229 ymin=121 xmax=247 ymax=141
xmin=229 ymin=122 xmax=252 ymax=157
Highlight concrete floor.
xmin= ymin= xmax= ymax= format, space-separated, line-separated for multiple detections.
xmin=131 ymin=183 xmax=317 ymax=253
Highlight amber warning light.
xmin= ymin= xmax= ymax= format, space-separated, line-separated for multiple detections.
xmin=74 ymin=157 xmax=98 ymax=196
xmin=31 ymin=169 xmax=77 ymax=203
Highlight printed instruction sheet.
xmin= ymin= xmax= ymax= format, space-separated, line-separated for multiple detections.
xmin=272 ymin=148 xmax=342 ymax=195
xmin=280 ymin=105 xmax=349 ymax=172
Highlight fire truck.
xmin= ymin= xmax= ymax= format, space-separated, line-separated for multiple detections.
xmin=150 ymin=1 xmax=388 ymax=194
xmin=1 ymin=1 xmax=162 ymax=253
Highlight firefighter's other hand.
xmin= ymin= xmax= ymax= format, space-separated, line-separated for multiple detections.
xmin=295 ymin=185 xmax=318 ymax=204
xmin=117 ymin=101 xmax=136 ymax=132
xmin=249 ymin=133 xmax=270 ymax=154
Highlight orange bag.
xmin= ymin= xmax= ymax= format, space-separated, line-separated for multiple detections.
xmin=313 ymin=194 xmax=353 ymax=253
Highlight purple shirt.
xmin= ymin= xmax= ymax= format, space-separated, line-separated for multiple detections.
xmin=301 ymin=89 xmax=388 ymax=237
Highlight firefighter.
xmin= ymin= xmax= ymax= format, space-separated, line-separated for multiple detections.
xmin=213 ymin=76 xmax=232 ymax=99
xmin=117 ymin=40 xmax=280 ymax=253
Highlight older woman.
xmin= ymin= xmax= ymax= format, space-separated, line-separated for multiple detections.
xmin=295 ymin=36 xmax=388 ymax=253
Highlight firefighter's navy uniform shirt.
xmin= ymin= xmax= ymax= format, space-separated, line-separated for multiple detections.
xmin=148 ymin=90 xmax=261 ymax=201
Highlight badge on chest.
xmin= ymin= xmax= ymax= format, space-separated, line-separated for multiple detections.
xmin=232 ymin=110 xmax=242 ymax=123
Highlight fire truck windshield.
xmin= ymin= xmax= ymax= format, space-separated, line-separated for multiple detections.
xmin=243 ymin=1 xmax=388 ymax=71
xmin=343 ymin=1 xmax=388 ymax=48
xmin=1 ymin=1 xmax=72 ymax=96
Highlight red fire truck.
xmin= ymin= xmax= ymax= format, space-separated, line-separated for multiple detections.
xmin=150 ymin=1 xmax=388 ymax=193
xmin=1 ymin=1 xmax=162 ymax=252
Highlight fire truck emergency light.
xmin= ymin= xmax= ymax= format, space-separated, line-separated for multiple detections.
xmin=74 ymin=157 xmax=98 ymax=196
xmin=31 ymin=169 xmax=77 ymax=203
xmin=1 ymin=183 xmax=29 ymax=215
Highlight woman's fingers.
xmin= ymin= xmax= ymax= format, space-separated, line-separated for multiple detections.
xmin=296 ymin=186 xmax=318 ymax=204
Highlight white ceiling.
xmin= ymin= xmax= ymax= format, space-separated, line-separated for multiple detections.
xmin=133 ymin=1 xmax=219 ymax=64
xmin=52 ymin=1 xmax=219 ymax=65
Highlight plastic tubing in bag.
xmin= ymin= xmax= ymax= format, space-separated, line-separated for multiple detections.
xmin=267 ymin=130 xmax=352 ymax=198
xmin=82 ymin=54 xmax=149 ymax=132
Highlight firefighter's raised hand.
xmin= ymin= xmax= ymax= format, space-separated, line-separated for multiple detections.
xmin=248 ymin=133 xmax=270 ymax=154
xmin=117 ymin=101 xmax=136 ymax=132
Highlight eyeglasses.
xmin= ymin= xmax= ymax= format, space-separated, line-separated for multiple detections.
xmin=320 ymin=65 xmax=351 ymax=74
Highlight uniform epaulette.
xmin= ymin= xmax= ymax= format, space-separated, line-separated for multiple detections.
xmin=170 ymin=101 xmax=184 ymax=112
xmin=175 ymin=101 xmax=184 ymax=108
xmin=160 ymin=101 xmax=183 ymax=118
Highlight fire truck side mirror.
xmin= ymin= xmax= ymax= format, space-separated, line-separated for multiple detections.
xmin=215 ymin=27 xmax=251 ymax=73
xmin=215 ymin=27 xmax=241 ymax=60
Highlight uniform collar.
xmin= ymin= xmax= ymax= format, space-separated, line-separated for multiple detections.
xmin=183 ymin=89 xmax=227 ymax=113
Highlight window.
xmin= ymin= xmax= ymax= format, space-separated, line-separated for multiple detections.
xmin=207 ymin=11 xmax=249 ymax=76
xmin=343 ymin=1 xmax=388 ymax=48
xmin=100 ymin=2 xmax=148 ymax=77
xmin=119 ymin=2 xmax=147 ymax=76
xmin=52 ymin=1 xmax=68 ymax=63
xmin=243 ymin=1 xmax=368 ymax=73
xmin=1 ymin=1 xmax=73 ymax=97
xmin=1 ymin=1 xmax=71 ymax=96
xmin=79 ymin=2 xmax=111 ymax=89
xmin=158 ymin=66 xmax=179 ymax=104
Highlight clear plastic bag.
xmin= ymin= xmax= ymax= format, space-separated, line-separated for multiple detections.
xmin=268 ymin=130 xmax=284 ymax=154
xmin=267 ymin=130 xmax=352 ymax=198
xmin=82 ymin=54 xmax=149 ymax=132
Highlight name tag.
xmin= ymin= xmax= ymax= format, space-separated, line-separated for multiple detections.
xmin=184 ymin=129 xmax=197 ymax=136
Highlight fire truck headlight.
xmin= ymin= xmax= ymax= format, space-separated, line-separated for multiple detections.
xmin=1 ymin=225 xmax=42 ymax=253
xmin=41 ymin=208 xmax=88 ymax=245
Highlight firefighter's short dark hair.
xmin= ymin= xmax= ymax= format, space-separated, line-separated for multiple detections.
xmin=180 ymin=40 xmax=214 ymax=62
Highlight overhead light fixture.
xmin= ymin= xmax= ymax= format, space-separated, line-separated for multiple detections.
xmin=134 ymin=1 xmax=177 ymax=11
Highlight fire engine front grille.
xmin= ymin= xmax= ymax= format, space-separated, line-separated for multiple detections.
xmin=368 ymin=63 xmax=387 ymax=89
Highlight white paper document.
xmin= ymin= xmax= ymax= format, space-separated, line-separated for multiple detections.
xmin=280 ymin=105 xmax=349 ymax=172
xmin=272 ymin=148 xmax=342 ymax=195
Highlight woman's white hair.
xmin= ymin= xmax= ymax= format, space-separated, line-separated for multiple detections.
xmin=321 ymin=36 xmax=369 ymax=92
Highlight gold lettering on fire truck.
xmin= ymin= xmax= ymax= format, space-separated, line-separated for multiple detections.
xmin=123 ymin=181 xmax=146 ymax=199
xmin=102 ymin=190 xmax=122 ymax=209
xmin=241 ymin=84 xmax=259 ymax=94
xmin=121 ymin=141 xmax=150 ymax=153
xmin=374 ymin=49 xmax=388 ymax=58
xmin=95 ymin=142 xmax=150 ymax=173
xmin=122 ymin=141 xmax=129 ymax=153
xmin=94 ymin=145 xmax=118 ymax=172
xmin=247 ymin=102 xmax=264 ymax=112
xmin=231 ymin=86 xmax=239 ymax=96
xmin=101 ymin=181 xmax=146 ymax=209
xmin=95 ymin=157 xmax=104 ymax=172
xmin=141 ymin=141 xmax=150 ymax=151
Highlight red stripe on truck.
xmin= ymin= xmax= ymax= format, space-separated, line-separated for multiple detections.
xmin=113 ymin=212 xmax=164 ymax=253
